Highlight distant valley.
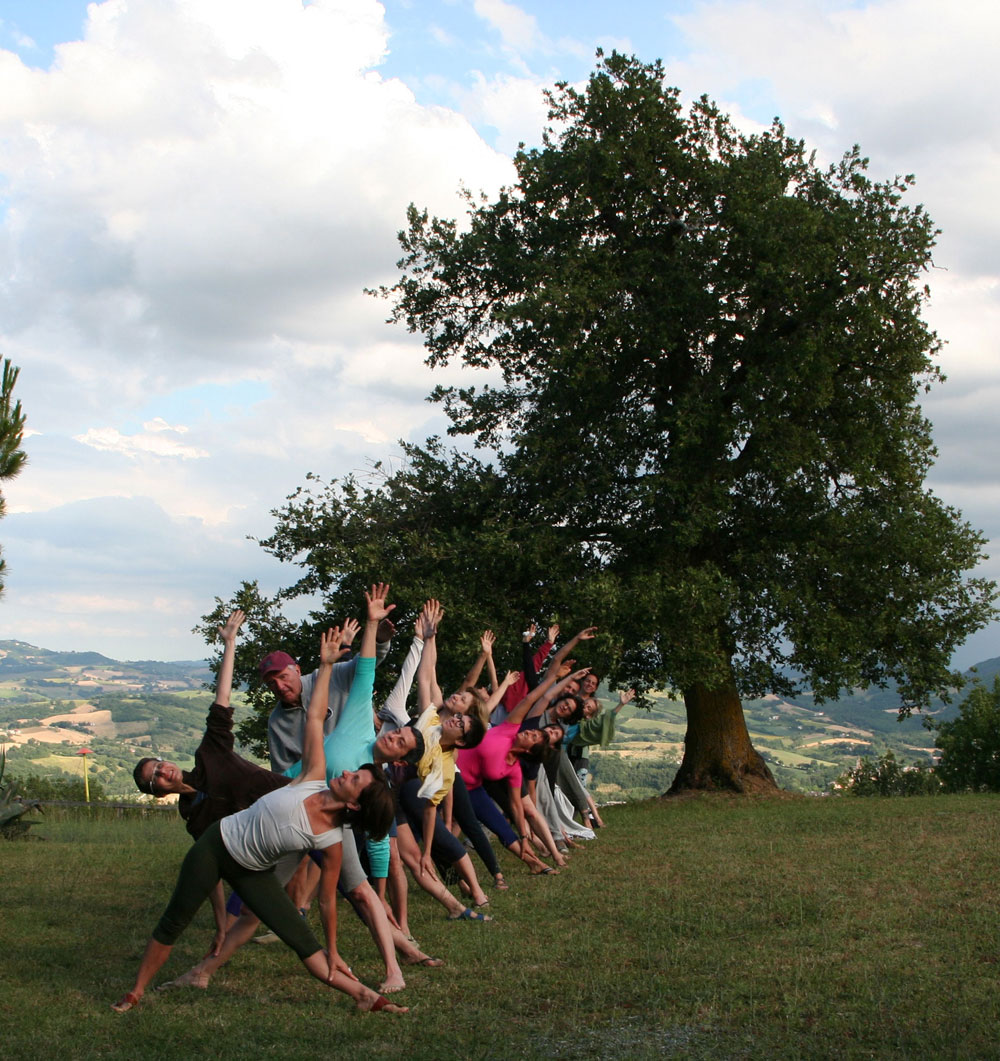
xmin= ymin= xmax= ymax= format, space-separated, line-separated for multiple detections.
xmin=2 ymin=638 xmax=997 ymax=798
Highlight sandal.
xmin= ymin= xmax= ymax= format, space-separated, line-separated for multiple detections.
xmin=448 ymin=907 xmax=493 ymax=922
xmin=111 ymin=991 xmax=140 ymax=1013
xmin=363 ymin=994 xmax=408 ymax=1014
xmin=493 ymin=874 xmax=509 ymax=891
xmin=531 ymin=865 xmax=559 ymax=876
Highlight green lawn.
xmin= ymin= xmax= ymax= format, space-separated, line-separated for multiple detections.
xmin=2 ymin=794 xmax=998 ymax=1059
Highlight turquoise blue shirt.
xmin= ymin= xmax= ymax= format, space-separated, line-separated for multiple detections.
xmin=284 ymin=656 xmax=388 ymax=877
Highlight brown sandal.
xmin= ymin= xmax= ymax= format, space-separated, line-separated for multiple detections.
xmin=111 ymin=991 xmax=140 ymax=1013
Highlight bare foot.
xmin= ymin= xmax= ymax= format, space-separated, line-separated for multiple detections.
xmin=378 ymin=972 xmax=406 ymax=994
xmin=358 ymin=990 xmax=408 ymax=1014
xmin=158 ymin=968 xmax=210 ymax=991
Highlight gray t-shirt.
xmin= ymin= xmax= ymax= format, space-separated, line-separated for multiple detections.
xmin=220 ymin=780 xmax=341 ymax=872
xmin=267 ymin=640 xmax=390 ymax=772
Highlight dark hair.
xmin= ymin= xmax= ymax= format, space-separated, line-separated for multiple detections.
xmin=544 ymin=724 xmax=565 ymax=750
xmin=459 ymin=714 xmax=487 ymax=750
xmin=133 ymin=757 xmax=159 ymax=795
xmin=523 ymin=730 xmax=552 ymax=762
xmin=557 ymin=694 xmax=586 ymax=725
xmin=346 ymin=765 xmax=395 ymax=841
xmin=401 ymin=723 xmax=425 ymax=766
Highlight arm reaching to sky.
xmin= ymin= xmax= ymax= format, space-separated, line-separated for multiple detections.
xmin=416 ymin=600 xmax=444 ymax=715
xmin=296 ymin=625 xmax=343 ymax=786
xmin=506 ymin=627 xmax=597 ymax=728
xmin=380 ymin=617 xmax=424 ymax=729
xmin=214 ymin=609 xmax=245 ymax=708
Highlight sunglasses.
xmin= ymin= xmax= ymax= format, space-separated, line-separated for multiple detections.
xmin=146 ymin=758 xmax=165 ymax=794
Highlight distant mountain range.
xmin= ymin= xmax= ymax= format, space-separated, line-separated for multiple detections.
xmin=2 ymin=638 xmax=997 ymax=797
xmin=0 ymin=639 xmax=212 ymax=679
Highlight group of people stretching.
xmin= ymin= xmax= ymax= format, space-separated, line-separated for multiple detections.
xmin=112 ymin=583 xmax=633 ymax=1016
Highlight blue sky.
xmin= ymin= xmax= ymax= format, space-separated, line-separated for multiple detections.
xmin=0 ymin=0 xmax=997 ymax=669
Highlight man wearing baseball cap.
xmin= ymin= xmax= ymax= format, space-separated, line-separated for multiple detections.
xmin=262 ymin=617 xmax=394 ymax=773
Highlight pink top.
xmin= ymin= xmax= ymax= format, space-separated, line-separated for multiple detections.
xmin=457 ymin=720 xmax=522 ymax=790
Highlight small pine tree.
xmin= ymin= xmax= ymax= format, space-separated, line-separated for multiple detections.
xmin=0 ymin=358 xmax=27 ymax=597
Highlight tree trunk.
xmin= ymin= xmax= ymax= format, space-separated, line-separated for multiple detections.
xmin=668 ymin=675 xmax=778 ymax=794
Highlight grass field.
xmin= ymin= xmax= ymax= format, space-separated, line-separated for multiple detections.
xmin=3 ymin=794 xmax=999 ymax=1060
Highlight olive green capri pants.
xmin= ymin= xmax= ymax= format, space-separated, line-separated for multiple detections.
xmin=152 ymin=820 xmax=324 ymax=960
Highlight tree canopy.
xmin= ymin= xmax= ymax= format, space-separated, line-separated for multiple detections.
xmin=215 ymin=53 xmax=995 ymax=788
xmin=933 ymin=678 xmax=1000 ymax=793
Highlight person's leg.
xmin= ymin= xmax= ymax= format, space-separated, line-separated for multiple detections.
xmin=395 ymin=819 xmax=468 ymax=918
xmin=553 ymin=749 xmax=592 ymax=820
xmin=450 ymin=772 xmax=505 ymax=884
xmin=160 ymin=909 xmax=261 ymax=989
xmin=112 ymin=824 xmax=225 ymax=1010
xmin=400 ymin=779 xmax=491 ymax=907
xmin=522 ymin=792 xmax=568 ymax=867
xmin=466 ymin=784 xmax=549 ymax=872
xmin=452 ymin=853 xmax=490 ymax=907
xmin=299 ymin=951 xmax=407 ymax=1013
xmin=387 ymin=836 xmax=411 ymax=938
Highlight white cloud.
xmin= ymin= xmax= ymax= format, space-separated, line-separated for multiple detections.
xmin=74 ymin=423 xmax=208 ymax=460
xmin=472 ymin=0 xmax=543 ymax=53
xmin=0 ymin=0 xmax=998 ymax=666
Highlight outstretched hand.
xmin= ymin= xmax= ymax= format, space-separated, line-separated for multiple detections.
xmin=618 ymin=688 xmax=636 ymax=707
xmin=320 ymin=625 xmax=345 ymax=665
xmin=365 ymin=583 xmax=396 ymax=624
xmin=480 ymin=629 xmax=495 ymax=655
xmin=576 ymin=626 xmax=598 ymax=641
xmin=341 ymin=617 xmax=361 ymax=647
xmin=420 ymin=599 xmax=443 ymax=639
xmin=218 ymin=609 xmax=245 ymax=644
xmin=523 ymin=622 xmax=537 ymax=643
xmin=547 ymin=623 xmax=560 ymax=643
xmin=328 ymin=951 xmax=358 ymax=984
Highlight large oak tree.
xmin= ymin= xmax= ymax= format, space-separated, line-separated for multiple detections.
xmin=218 ymin=54 xmax=995 ymax=789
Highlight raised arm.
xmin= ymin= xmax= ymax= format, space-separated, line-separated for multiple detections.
xmin=525 ymin=666 xmax=592 ymax=721
xmin=361 ymin=583 xmax=395 ymax=659
xmin=416 ymin=600 xmax=444 ymax=715
xmin=481 ymin=630 xmax=499 ymax=693
xmin=615 ymin=688 xmax=636 ymax=715
xmin=214 ymin=609 xmax=245 ymax=708
xmin=506 ymin=626 xmax=597 ymax=728
xmin=297 ymin=626 xmax=342 ymax=785
xmin=380 ymin=618 xmax=425 ymax=729
xmin=483 ymin=670 xmax=519 ymax=716
xmin=459 ymin=629 xmax=494 ymax=692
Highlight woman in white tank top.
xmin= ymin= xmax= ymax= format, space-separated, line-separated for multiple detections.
xmin=112 ymin=602 xmax=407 ymax=1016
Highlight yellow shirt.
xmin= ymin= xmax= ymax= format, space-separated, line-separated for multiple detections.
xmin=415 ymin=706 xmax=457 ymax=807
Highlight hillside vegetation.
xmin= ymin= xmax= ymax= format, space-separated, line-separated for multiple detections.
xmin=1 ymin=638 xmax=995 ymax=798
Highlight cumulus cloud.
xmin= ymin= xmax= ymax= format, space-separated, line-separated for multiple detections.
xmin=0 ymin=0 xmax=997 ymax=665
xmin=473 ymin=0 xmax=544 ymax=53
xmin=74 ymin=421 xmax=208 ymax=460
